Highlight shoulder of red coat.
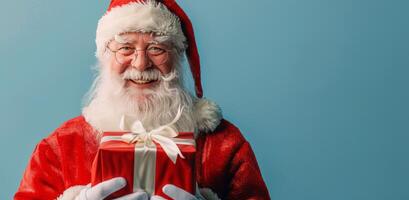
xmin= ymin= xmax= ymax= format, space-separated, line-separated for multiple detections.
xmin=46 ymin=115 xmax=95 ymax=138
xmin=42 ymin=116 xmax=99 ymax=150
xmin=197 ymin=119 xmax=246 ymax=145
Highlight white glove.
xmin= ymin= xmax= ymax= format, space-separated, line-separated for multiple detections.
xmin=75 ymin=177 xmax=149 ymax=200
xmin=150 ymin=184 xmax=202 ymax=200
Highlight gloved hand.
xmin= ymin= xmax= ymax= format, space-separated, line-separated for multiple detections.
xmin=150 ymin=184 xmax=202 ymax=200
xmin=75 ymin=177 xmax=149 ymax=200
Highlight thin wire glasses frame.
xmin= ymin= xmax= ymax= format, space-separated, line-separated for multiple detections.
xmin=106 ymin=43 xmax=171 ymax=66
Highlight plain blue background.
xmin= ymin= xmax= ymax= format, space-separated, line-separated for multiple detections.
xmin=1 ymin=0 xmax=408 ymax=199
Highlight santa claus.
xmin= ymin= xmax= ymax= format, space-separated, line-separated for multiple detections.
xmin=14 ymin=0 xmax=270 ymax=199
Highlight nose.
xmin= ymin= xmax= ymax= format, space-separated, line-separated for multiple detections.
xmin=130 ymin=50 xmax=152 ymax=71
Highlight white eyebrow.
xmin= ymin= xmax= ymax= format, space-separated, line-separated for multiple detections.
xmin=114 ymin=34 xmax=131 ymax=44
xmin=154 ymin=35 xmax=171 ymax=44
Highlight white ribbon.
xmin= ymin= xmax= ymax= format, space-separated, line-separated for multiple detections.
xmin=119 ymin=106 xmax=185 ymax=164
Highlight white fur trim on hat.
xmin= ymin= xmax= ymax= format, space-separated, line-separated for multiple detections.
xmin=194 ymin=98 xmax=222 ymax=133
xmin=56 ymin=185 xmax=87 ymax=200
xmin=95 ymin=0 xmax=187 ymax=59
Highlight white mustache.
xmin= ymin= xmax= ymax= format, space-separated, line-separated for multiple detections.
xmin=122 ymin=68 xmax=161 ymax=81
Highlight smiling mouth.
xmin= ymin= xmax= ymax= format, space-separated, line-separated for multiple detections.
xmin=127 ymin=79 xmax=158 ymax=86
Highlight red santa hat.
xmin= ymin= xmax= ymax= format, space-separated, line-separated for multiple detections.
xmin=96 ymin=0 xmax=203 ymax=98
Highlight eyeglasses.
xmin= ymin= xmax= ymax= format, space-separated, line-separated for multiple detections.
xmin=107 ymin=44 xmax=170 ymax=66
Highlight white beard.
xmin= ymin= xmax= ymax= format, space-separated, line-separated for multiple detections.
xmin=82 ymin=65 xmax=197 ymax=135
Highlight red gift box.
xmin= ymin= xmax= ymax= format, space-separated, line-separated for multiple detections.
xmin=91 ymin=131 xmax=196 ymax=199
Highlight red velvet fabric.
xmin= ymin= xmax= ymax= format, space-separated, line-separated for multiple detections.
xmin=14 ymin=116 xmax=270 ymax=199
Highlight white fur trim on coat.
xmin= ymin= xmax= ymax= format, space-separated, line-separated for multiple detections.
xmin=194 ymin=98 xmax=222 ymax=133
xmin=56 ymin=185 xmax=87 ymax=200
xmin=96 ymin=0 xmax=186 ymax=59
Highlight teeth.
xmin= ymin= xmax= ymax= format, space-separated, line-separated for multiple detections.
xmin=131 ymin=79 xmax=155 ymax=84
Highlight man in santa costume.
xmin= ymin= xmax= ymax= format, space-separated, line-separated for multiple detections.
xmin=14 ymin=0 xmax=270 ymax=199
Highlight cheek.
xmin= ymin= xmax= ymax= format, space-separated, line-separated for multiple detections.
xmin=157 ymin=58 xmax=174 ymax=74
xmin=109 ymin=56 xmax=128 ymax=75
xmin=158 ymin=64 xmax=172 ymax=74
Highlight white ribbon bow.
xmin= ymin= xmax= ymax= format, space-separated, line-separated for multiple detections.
xmin=119 ymin=106 xmax=185 ymax=164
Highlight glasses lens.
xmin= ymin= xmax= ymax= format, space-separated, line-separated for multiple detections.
xmin=115 ymin=49 xmax=169 ymax=66
xmin=148 ymin=51 xmax=169 ymax=65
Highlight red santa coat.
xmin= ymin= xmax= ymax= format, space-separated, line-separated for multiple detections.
xmin=14 ymin=100 xmax=270 ymax=200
